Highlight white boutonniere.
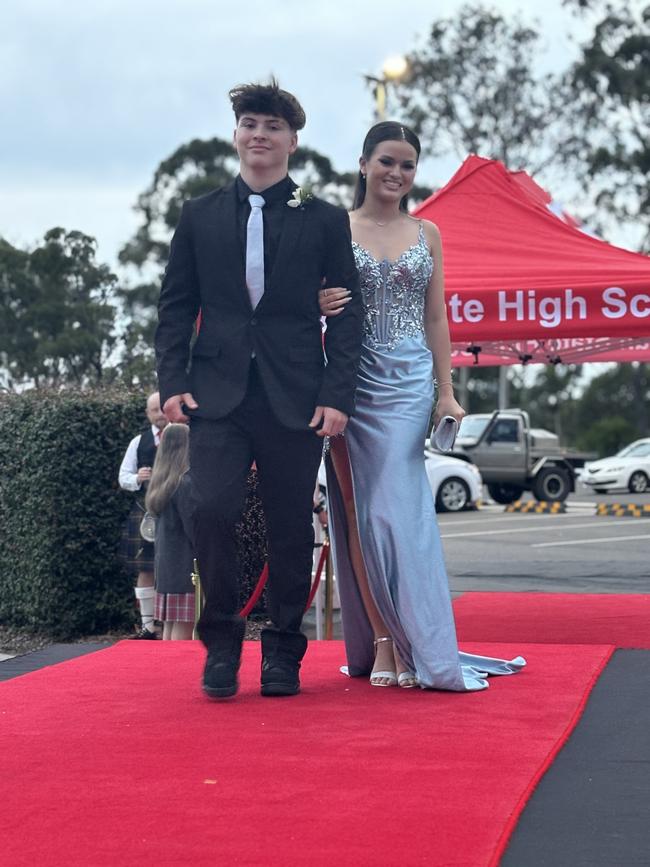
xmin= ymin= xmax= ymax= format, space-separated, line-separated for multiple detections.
xmin=287 ymin=186 xmax=314 ymax=208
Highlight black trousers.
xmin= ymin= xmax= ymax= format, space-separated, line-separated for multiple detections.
xmin=188 ymin=364 xmax=323 ymax=658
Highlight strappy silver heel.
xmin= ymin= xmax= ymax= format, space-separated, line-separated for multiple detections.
xmin=397 ymin=671 xmax=418 ymax=688
xmin=371 ymin=636 xmax=398 ymax=687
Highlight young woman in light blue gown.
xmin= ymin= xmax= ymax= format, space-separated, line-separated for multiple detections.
xmin=320 ymin=122 xmax=525 ymax=691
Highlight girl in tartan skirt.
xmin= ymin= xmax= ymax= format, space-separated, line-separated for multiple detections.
xmin=146 ymin=424 xmax=195 ymax=640
xmin=146 ymin=425 xmax=269 ymax=639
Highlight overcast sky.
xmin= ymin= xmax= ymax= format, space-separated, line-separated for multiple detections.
xmin=1 ymin=0 xmax=590 ymax=267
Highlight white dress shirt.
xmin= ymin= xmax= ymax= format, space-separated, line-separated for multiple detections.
xmin=118 ymin=425 xmax=161 ymax=491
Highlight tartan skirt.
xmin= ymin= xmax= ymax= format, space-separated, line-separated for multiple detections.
xmin=119 ymin=500 xmax=155 ymax=573
xmin=155 ymin=591 xmax=196 ymax=623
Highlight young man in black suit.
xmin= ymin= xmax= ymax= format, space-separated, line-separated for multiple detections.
xmin=155 ymin=81 xmax=362 ymax=698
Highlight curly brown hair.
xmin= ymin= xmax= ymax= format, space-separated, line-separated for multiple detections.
xmin=229 ymin=78 xmax=306 ymax=131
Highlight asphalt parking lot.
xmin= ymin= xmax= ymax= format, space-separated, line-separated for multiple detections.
xmin=440 ymin=488 xmax=650 ymax=593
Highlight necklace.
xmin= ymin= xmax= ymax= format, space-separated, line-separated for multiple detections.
xmin=363 ymin=213 xmax=400 ymax=228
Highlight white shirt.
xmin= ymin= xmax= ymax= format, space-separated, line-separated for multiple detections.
xmin=118 ymin=425 xmax=162 ymax=491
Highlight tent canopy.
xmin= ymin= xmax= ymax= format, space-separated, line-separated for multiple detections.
xmin=412 ymin=156 xmax=650 ymax=365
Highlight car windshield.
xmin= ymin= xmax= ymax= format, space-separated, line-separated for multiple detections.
xmin=458 ymin=417 xmax=489 ymax=438
xmin=617 ymin=441 xmax=650 ymax=458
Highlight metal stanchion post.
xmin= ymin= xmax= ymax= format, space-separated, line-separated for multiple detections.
xmin=191 ymin=559 xmax=202 ymax=640
xmin=314 ymin=543 xmax=324 ymax=641
xmin=324 ymin=544 xmax=334 ymax=640
xmin=312 ymin=512 xmax=326 ymax=640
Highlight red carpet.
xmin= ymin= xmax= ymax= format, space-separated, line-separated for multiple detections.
xmin=454 ymin=593 xmax=650 ymax=648
xmin=1 ymin=641 xmax=612 ymax=867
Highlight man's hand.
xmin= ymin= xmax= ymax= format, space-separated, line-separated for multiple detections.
xmin=309 ymin=406 xmax=348 ymax=438
xmin=137 ymin=467 xmax=152 ymax=484
xmin=163 ymin=393 xmax=198 ymax=423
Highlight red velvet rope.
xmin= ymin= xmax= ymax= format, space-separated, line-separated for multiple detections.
xmin=304 ymin=541 xmax=330 ymax=612
xmin=238 ymin=563 xmax=269 ymax=617
xmin=236 ymin=541 xmax=330 ymax=618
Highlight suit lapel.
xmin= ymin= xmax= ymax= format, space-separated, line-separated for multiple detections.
xmin=199 ymin=181 xmax=249 ymax=311
xmin=269 ymin=187 xmax=306 ymax=290
xmin=214 ymin=181 xmax=246 ymax=293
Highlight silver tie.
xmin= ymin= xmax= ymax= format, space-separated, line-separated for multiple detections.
xmin=246 ymin=194 xmax=266 ymax=309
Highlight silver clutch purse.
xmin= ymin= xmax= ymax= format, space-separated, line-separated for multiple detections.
xmin=430 ymin=416 xmax=459 ymax=452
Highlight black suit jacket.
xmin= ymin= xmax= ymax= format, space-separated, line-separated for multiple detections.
xmin=155 ymin=179 xmax=363 ymax=430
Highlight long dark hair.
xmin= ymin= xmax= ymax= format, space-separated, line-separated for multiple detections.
xmin=145 ymin=423 xmax=189 ymax=517
xmin=352 ymin=121 xmax=421 ymax=212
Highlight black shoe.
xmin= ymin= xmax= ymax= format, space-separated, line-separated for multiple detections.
xmin=260 ymin=657 xmax=301 ymax=697
xmin=200 ymin=617 xmax=246 ymax=700
xmin=129 ymin=627 xmax=159 ymax=640
xmin=203 ymin=652 xmax=241 ymax=699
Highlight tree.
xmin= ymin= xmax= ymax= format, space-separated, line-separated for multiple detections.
xmin=0 ymin=229 xmax=118 ymax=390
xmin=573 ymin=362 xmax=649 ymax=454
xmin=119 ymin=138 xmax=240 ymax=273
xmin=391 ymin=4 xmax=589 ymax=411
xmin=511 ymin=364 xmax=584 ymax=445
xmin=395 ymin=4 xmax=571 ymax=175
xmin=562 ymin=1 xmax=650 ymax=250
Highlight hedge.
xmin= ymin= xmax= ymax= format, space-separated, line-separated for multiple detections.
xmin=0 ymin=387 xmax=148 ymax=638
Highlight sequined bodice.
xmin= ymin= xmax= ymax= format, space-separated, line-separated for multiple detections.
xmin=353 ymin=223 xmax=433 ymax=351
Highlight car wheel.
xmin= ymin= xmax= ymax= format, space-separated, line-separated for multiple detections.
xmin=486 ymin=483 xmax=524 ymax=505
xmin=436 ymin=477 xmax=470 ymax=512
xmin=628 ymin=471 xmax=649 ymax=494
xmin=532 ymin=467 xmax=571 ymax=502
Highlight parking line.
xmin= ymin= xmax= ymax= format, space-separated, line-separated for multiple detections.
xmin=440 ymin=519 xmax=626 ymax=539
xmin=438 ymin=511 xmax=596 ymax=528
xmin=533 ymin=534 xmax=650 ymax=548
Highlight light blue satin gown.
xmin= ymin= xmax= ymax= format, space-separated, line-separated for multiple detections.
xmin=327 ymin=224 xmax=525 ymax=690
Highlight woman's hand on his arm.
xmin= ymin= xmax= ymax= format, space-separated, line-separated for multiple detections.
xmin=319 ymin=286 xmax=351 ymax=317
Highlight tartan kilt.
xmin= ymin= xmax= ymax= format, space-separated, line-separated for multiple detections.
xmin=119 ymin=500 xmax=155 ymax=574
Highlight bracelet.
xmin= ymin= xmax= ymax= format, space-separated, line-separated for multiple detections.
xmin=437 ymin=379 xmax=453 ymax=387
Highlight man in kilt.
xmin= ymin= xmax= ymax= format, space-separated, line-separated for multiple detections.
xmin=118 ymin=392 xmax=168 ymax=638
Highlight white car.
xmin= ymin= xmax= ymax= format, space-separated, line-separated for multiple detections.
xmin=424 ymin=449 xmax=483 ymax=512
xmin=581 ymin=438 xmax=650 ymax=494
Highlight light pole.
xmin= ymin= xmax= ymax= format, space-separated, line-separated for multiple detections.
xmin=364 ymin=55 xmax=409 ymax=121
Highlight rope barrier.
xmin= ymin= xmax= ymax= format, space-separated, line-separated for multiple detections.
xmin=239 ymin=563 xmax=269 ymax=617
xmin=194 ymin=541 xmax=331 ymax=627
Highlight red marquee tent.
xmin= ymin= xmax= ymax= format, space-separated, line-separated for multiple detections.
xmin=412 ymin=156 xmax=650 ymax=366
